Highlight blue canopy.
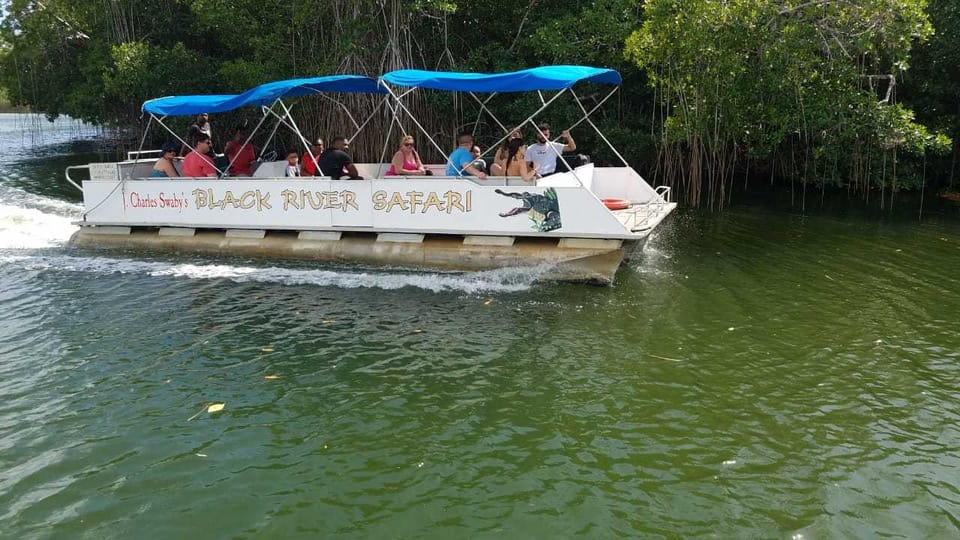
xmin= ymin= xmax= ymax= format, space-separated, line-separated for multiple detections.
xmin=142 ymin=75 xmax=386 ymax=116
xmin=380 ymin=65 xmax=622 ymax=93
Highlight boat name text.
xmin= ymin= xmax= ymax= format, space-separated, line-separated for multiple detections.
xmin=129 ymin=191 xmax=189 ymax=210
xmin=181 ymin=188 xmax=473 ymax=214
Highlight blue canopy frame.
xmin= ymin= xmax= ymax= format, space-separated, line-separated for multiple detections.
xmin=141 ymin=74 xmax=386 ymax=116
xmin=133 ymin=66 xmax=628 ymax=178
xmin=379 ymin=65 xmax=627 ymax=177
xmin=380 ymin=65 xmax=622 ymax=93
xmin=138 ymin=74 xmax=388 ymax=177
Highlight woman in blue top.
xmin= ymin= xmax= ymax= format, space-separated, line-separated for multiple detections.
xmin=151 ymin=143 xmax=179 ymax=178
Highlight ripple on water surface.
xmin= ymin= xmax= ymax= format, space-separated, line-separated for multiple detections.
xmin=3 ymin=125 xmax=960 ymax=537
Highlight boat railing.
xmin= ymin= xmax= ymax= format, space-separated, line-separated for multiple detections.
xmin=64 ymin=165 xmax=90 ymax=192
xmin=127 ymin=149 xmax=162 ymax=161
xmin=621 ymin=185 xmax=672 ymax=232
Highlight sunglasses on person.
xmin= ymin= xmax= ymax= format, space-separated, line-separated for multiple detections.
xmin=403 ymin=142 xmax=414 ymax=147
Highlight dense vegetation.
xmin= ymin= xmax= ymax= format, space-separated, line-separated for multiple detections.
xmin=1 ymin=0 xmax=956 ymax=209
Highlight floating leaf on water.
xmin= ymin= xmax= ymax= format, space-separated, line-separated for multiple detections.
xmin=484 ymin=299 xmax=493 ymax=306
xmin=412 ymin=328 xmax=423 ymax=334
xmin=261 ymin=347 xmax=274 ymax=353
xmin=264 ymin=375 xmax=279 ymax=380
xmin=207 ymin=403 xmax=225 ymax=413
xmin=647 ymin=353 xmax=682 ymax=362
xmin=322 ymin=319 xmax=336 ymax=324
xmin=195 ymin=453 xmax=207 ymax=458
xmin=722 ymin=460 xmax=736 ymax=466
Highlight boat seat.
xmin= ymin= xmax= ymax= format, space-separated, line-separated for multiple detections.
xmin=353 ymin=163 xmax=389 ymax=178
xmin=252 ymin=160 xmax=288 ymax=178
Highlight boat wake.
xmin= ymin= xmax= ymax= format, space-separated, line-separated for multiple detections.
xmin=0 ymin=253 xmax=543 ymax=293
xmin=0 ymin=183 xmax=546 ymax=292
xmin=0 ymin=204 xmax=78 ymax=249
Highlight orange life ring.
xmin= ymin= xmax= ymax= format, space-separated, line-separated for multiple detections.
xmin=603 ymin=198 xmax=630 ymax=210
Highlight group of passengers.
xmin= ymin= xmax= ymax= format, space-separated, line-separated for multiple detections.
xmin=288 ymin=136 xmax=363 ymax=179
xmin=445 ymin=122 xmax=576 ymax=180
xmin=153 ymin=111 xmax=364 ymax=179
xmin=152 ymin=131 xmax=217 ymax=178
xmin=152 ymin=112 xmax=576 ymax=180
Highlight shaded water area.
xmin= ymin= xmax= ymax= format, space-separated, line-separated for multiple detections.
xmin=2 ymin=114 xmax=960 ymax=538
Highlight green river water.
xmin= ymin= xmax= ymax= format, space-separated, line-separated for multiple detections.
xmin=2 ymin=114 xmax=960 ymax=539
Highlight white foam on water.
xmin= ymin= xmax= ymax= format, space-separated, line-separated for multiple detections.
xmin=0 ymin=186 xmax=541 ymax=293
xmin=0 ymin=204 xmax=79 ymax=249
xmin=0 ymin=184 xmax=84 ymax=216
xmin=0 ymin=254 xmax=543 ymax=293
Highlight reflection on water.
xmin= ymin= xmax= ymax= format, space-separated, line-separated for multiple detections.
xmin=2 ymin=114 xmax=960 ymax=538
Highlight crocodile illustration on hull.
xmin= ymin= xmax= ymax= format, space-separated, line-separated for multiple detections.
xmin=495 ymin=188 xmax=562 ymax=232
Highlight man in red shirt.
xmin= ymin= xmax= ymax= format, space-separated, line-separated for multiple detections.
xmin=182 ymin=133 xmax=218 ymax=177
xmin=301 ymin=138 xmax=324 ymax=176
xmin=224 ymin=126 xmax=257 ymax=176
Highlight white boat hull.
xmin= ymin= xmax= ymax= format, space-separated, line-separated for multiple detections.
xmin=69 ymin=162 xmax=674 ymax=284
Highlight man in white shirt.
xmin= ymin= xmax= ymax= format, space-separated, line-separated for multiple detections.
xmin=527 ymin=122 xmax=576 ymax=177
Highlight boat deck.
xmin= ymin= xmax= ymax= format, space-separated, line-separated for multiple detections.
xmin=612 ymin=201 xmax=678 ymax=232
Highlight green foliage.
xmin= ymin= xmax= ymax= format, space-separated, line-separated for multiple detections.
xmin=1 ymin=0 xmax=958 ymax=204
xmin=626 ymin=0 xmax=952 ymax=203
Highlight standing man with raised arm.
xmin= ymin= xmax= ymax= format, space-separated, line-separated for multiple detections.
xmin=527 ymin=122 xmax=575 ymax=177
xmin=181 ymin=113 xmax=213 ymax=156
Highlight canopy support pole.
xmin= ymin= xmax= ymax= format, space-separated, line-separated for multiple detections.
xmin=377 ymin=98 xmax=401 ymax=168
xmin=314 ymin=93 xmax=360 ymax=133
xmin=151 ymin=114 xmax=194 ymax=163
xmin=469 ymin=88 xmax=576 ymax=181
xmin=381 ymin=84 xmax=454 ymax=173
xmin=467 ymin=92 xmax=509 ymax=138
xmin=259 ymin=103 xmax=288 ymax=159
xmin=350 ymin=94 xmax=392 ymax=146
xmin=275 ymin=99 xmax=319 ymax=171
xmin=132 ymin=115 xmax=153 ymax=166
xmin=147 ymin=114 xmax=224 ymax=176
xmin=224 ymin=100 xmax=274 ymax=175
xmin=570 ymin=88 xmax=629 ymax=167
xmin=566 ymin=86 xmax=619 ymax=133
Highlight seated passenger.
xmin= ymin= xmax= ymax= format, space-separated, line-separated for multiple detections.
xmin=181 ymin=112 xmax=212 ymax=156
xmin=318 ymin=136 xmax=362 ymax=180
xmin=301 ymin=138 xmax=324 ymax=176
xmin=527 ymin=122 xmax=575 ymax=177
xmin=224 ymin=125 xmax=257 ymax=176
xmin=181 ymin=133 xmax=218 ymax=177
xmin=470 ymin=145 xmax=487 ymax=174
xmin=445 ymin=133 xmax=487 ymax=178
xmin=385 ymin=135 xmax=430 ymax=176
xmin=284 ymin=150 xmax=300 ymax=177
xmin=490 ymin=129 xmax=522 ymax=176
xmin=495 ymin=138 xmax=535 ymax=181
xmin=150 ymin=142 xmax=179 ymax=178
